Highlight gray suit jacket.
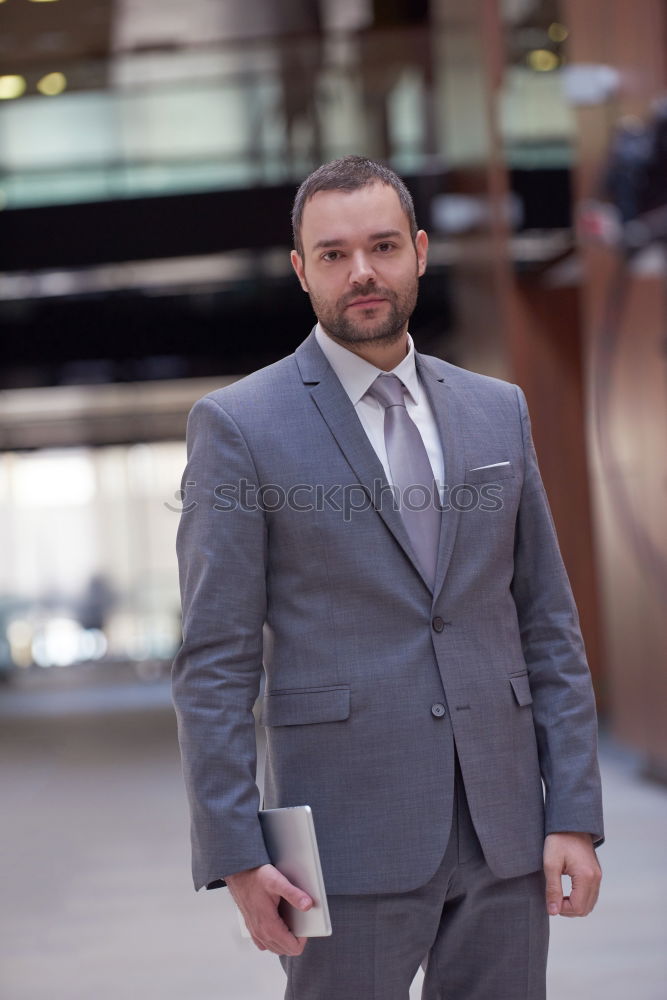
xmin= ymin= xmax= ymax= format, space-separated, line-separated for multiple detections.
xmin=172 ymin=330 xmax=604 ymax=894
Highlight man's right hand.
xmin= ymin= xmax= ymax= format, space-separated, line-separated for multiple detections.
xmin=226 ymin=864 xmax=313 ymax=956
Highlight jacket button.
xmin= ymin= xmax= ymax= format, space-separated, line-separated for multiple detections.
xmin=431 ymin=703 xmax=446 ymax=718
xmin=432 ymin=616 xmax=445 ymax=632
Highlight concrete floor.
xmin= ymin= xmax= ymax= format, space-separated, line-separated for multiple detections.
xmin=1 ymin=671 xmax=665 ymax=1000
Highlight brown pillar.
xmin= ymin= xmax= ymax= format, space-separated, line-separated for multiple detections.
xmin=563 ymin=0 xmax=667 ymax=774
xmin=432 ymin=0 xmax=604 ymax=687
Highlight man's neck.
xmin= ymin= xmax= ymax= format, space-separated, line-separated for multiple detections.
xmin=321 ymin=328 xmax=409 ymax=372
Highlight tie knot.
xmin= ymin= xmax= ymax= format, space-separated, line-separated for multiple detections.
xmin=366 ymin=373 xmax=406 ymax=409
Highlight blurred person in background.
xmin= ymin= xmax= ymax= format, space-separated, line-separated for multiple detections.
xmin=172 ymin=156 xmax=603 ymax=1000
xmin=76 ymin=572 xmax=116 ymax=634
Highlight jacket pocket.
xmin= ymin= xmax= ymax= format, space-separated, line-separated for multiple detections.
xmin=465 ymin=463 xmax=515 ymax=485
xmin=260 ymin=685 xmax=350 ymax=727
xmin=509 ymin=672 xmax=533 ymax=707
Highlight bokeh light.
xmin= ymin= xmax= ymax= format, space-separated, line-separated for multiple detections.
xmin=37 ymin=72 xmax=67 ymax=97
xmin=0 ymin=76 xmax=27 ymax=100
xmin=527 ymin=49 xmax=560 ymax=72
xmin=548 ymin=22 xmax=569 ymax=43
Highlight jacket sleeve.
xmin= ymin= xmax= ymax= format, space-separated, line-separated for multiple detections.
xmin=171 ymin=394 xmax=272 ymax=890
xmin=510 ymin=385 xmax=604 ymax=846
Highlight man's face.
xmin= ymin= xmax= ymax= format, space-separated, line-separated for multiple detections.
xmin=291 ymin=183 xmax=428 ymax=349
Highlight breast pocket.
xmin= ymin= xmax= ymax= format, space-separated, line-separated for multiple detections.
xmin=260 ymin=685 xmax=350 ymax=727
xmin=464 ymin=462 xmax=516 ymax=486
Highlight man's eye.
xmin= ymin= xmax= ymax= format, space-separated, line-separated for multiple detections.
xmin=322 ymin=251 xmax=341 ymax=262
xmin=376 ymin=243 xmax=394 ymax=253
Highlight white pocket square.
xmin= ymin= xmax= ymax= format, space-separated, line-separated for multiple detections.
xmin=469 ymin=461 xmax=511 ymax=472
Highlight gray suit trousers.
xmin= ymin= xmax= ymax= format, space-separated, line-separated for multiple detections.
xmin=281 ymin=757 xmax=549 ymax=1000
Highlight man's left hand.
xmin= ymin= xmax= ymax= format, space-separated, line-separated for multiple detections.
xmin=543 ymin=832 xmax=602 ymax=917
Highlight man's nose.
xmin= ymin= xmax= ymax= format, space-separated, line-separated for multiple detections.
xmin=348 ymin=252 xmax=376 ymax=286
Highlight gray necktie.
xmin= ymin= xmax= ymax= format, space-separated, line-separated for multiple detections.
xmin=366 ymin=373 xmax=441 ymax=587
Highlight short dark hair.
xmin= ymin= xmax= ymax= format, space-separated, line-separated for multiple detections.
xmin=291 ymin=155 xmax=418 ymax=257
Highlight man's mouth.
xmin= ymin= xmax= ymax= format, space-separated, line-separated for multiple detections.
xmin=346 ymin=297 xmax=388 ymax=309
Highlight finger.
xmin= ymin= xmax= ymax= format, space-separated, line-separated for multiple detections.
xmin=571 ymin=860 xmax=601 ymax=914
xmin=559 ymin=896 xmax=579 ymax=917
xmin=271 ymin=870 xmax=313 ymax=911
xmin=274 ymin=922 xmax=306 ymax=956
xmin=255 ymin=913 xmax=306 ymax=957
xmin=543 ymin=866 xmax=564 ymax=916
xmin=276 ymin=924 xmax=306 ymax=957
xmin=562 ymin=872 xmax=601 ymax=917
xmin=251 ymin=930 xmax=300 ymax=956
xmin=560 ymin=895 xmax=592 ymax=918
xmin=262 ymin=934 xmax=306 ymax=957
xmin=281 ymin=936 xmax=306 ymax=957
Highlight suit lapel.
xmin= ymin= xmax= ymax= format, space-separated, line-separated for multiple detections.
xmin=416 ymin=354 xmax=466 ymax=602
xmin=295 ymin=331 xmax=433 ymax=591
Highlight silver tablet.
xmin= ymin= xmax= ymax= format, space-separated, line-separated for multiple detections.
xmin=239 ymin=805 xmax=332 ymax=938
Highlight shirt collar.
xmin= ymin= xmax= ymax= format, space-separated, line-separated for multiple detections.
xmin=315 ymin=323 xmax=420 ymax=406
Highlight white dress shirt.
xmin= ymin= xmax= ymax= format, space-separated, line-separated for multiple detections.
xmin=314 ymin=323 xmax=445 ymax=491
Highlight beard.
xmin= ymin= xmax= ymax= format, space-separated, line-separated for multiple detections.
xmin=307 ymin=271 xmax=419 ymax=348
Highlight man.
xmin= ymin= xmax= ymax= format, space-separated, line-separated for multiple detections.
xmin=172 ymin=156 xmax=603 ymax=999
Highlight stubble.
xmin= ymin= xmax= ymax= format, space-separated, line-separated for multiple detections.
xmin=307 ymin=269 xmax=419 ymax=348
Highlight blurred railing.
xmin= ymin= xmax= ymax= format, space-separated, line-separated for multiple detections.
xmin=0 ymin=27 xmax=573 ymax=211
xmin=0 ymin=28 xmax=436 ymax=209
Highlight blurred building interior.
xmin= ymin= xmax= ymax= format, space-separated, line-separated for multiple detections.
xmin=1 ymin=0 xmax=666 ymax=776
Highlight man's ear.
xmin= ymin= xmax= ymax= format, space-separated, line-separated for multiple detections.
xmin=415 ymin=230 xmax=428 ymax=277
xmin=290 ymin=250 xmax=309 ymax=292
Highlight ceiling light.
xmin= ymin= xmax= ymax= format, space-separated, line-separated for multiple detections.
xmin=37 ymin=71 xmax=67 ymax=96
xmin=548 ymin=23 xmax=569 ymax=43
xmin=527 ymin=49 xmax=560 ymax=72
xmin=0 ymin=75 xmax=27 ymax=100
